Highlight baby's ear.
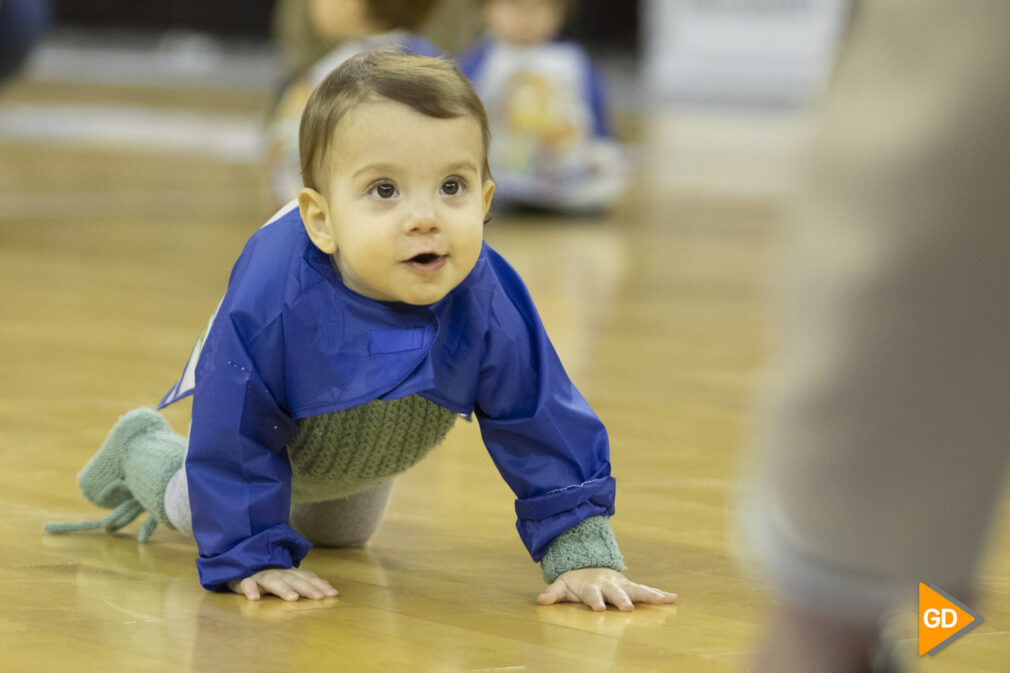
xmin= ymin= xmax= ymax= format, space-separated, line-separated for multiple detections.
xmin=481 ymin=180 xmax=496 ymax=219
xmin=299 ymin=188 xmax=337 ymax=254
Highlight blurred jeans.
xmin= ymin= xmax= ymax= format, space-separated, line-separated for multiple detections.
xmin=0 ymin=0 xmax=50 ymax=82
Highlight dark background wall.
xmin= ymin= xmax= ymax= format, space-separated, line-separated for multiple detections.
xmin=50 ymin=0 xmax=276 ymax=38
xmin=50 ymin=0 xmax=640 ymax=50
xmin=563 ymin=0 xmax=640 ymax=50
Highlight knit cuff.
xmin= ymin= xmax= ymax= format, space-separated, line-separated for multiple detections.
xmin=539 ymin=515 xmax=626 ymax=583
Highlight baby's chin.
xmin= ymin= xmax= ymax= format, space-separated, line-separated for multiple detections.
xmin=397 ymin=287 xmax=455 ymax=306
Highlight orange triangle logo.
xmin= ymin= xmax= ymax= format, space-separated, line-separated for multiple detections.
xmin=918 ymin=582 xmax=983 ymax=656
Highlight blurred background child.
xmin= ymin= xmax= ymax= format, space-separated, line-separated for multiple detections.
xmin=264 ymin=0 xmax=441 ymax=204
xmin=273 ymin=0 xmax=482 ymax=78
xmin=458 ymin=0 xmax=625 ymax=214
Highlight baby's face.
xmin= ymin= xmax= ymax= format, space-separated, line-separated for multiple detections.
xmin=485 ymin=0 xmax=566 ymax=46
xmin=310 ymin=98 xmax=494 ymax=305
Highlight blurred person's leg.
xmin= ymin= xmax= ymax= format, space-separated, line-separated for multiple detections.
xmin=417 ymin=0 xmax=482 ymax=56
xmin=743 ymin=0 xmax=1010 ymax=669
xmin=272 ymin=0 xmax=482 ymax=78
xmin=0 ymin=0 xmax=50 ymax=82
xmin=272 ymin=0 xmax=334 ymax=79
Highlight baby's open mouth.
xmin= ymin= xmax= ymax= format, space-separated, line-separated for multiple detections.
xmin=403 ymin=252 xmax=448 ymax=274
xmin=408 ymin=252 xmax=443 ymax=264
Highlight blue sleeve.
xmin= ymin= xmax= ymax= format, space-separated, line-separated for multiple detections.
xmin=402 ymin=35 xmax=442 ymax=58
xmin=456 ymin=38 xmax=491 ymax=81
xmin=585 ymin=60 xmax=613 ymax=138
xmin=474 ymin=252 xmax=616 ymax=562
xmin=187 ymin=305 xmax=310 ymax=592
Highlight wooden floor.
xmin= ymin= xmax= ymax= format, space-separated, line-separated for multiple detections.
xmin=1 ymin=62 xmax=1008 ymax=673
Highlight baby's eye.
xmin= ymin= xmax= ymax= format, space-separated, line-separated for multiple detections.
xmin=440 ymin=178 xmax=466 ymax=196
xmin=369 ymin=182 xmax=398 ymax=199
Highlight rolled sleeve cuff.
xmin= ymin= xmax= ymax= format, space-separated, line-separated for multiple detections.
xmin=196 ymin=526 xmax=313 ymax=592
xmin=540 ymin=515 xmax=626 ymax=583
xmin=515 ymin=475 xmax=616 ymax=562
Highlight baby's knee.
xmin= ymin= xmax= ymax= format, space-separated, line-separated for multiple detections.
xmin=289 ymin=480 xmax=394 ymax=548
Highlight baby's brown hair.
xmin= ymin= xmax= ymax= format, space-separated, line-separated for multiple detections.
xmin=299 ymin=50 xmax=492 ymax=192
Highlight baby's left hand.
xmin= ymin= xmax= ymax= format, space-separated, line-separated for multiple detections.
xmin=537 ymin=568 xmax=677 ymax=612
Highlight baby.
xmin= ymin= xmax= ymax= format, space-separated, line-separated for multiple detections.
xmin=458 ymin=0 xmax=625 ymax=212
xmin=48 ymin=52 xmax=674 ymax=612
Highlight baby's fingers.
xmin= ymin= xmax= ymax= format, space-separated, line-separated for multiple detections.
xmin=297 ymin=572 xmax=339 ymax=598
xmin=233 ymin=577 xmax=262 ymax=601
xmin=290 ymin=569 xmax=341 ymax=594
xmin=537 ymin=579 xmax=571 ymax=605
xmin=257 ymin=573 xmax=301 ymax=601
xmin=601 ymin=583 xmax=635 ymax=612
xmin=284 ymin=575 xmax=329 ymax=600
xmin=581 ymin=585 xmax=607 ymax=612
xmin=625 ymin=583 xmax=678 ymax=605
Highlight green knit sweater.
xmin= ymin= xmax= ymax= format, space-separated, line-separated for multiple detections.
xmin=286 ymin=394 xmax=625 ymax=582
xmin=287 ymin=394 xmax=457 ymax=503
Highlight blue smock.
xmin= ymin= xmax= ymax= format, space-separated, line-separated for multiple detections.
xmin=160 ymin=204 xmax=616 ymax=591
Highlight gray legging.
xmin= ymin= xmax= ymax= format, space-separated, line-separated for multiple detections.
xmin=164 ymin=468 xmax=393 ymax=548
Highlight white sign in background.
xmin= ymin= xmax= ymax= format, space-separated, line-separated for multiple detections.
xmin=643 ymin=0 xmax=850 ymax=105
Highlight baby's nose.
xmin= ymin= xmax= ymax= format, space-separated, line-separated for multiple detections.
xmin=407 ymin=198 xmax=438 ymax=232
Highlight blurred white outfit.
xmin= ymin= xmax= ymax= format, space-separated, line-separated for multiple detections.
xmin=744 ymin=0 xmax=1010 ymax=621
xmin=459 ymin=39 xmax=625 ymax=213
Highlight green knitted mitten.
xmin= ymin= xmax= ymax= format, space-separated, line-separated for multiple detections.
xmin=44 ymin=407 xmax=185 ymax=541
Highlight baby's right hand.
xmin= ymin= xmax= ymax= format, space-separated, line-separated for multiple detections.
xmin=227 ymin=568 xmax=339 ymax=601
